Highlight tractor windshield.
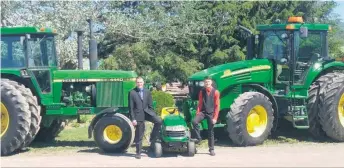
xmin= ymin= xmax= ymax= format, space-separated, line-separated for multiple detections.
xmin=1 ymin=34 xmax=57 ymax=68
xmin=258 ymin=30 xmax=288 ymax=63
xmin=28 ymin=35 xmax=57 ymax=68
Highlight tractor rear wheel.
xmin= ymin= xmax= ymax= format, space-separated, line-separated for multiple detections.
xmin=1 ymin=80 xmax=31 ymax=156
xmin=307 ymin=72 xmax=340 ymax=140
xmin=319 ymin=73 xmax=344 ymax=141
xmin=34 ymin=119 xmax=67 ymax=142
xmin=227 ymin=92 xmax=274 ymax=146
xmin=93 ymin=113 xmax=134 ymax=153
xmin=1 ymin=79 xmax=42 ymax=149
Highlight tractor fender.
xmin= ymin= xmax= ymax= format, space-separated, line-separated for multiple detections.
xmin=243 ymin=84 xmax=279 ymax=132
xmin=88 ymin=107 xmax=119 ymax=139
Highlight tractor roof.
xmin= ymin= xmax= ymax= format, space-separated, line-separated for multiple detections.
xmin=0 ymin=26 xmax=57 ymax=35
xmin=257 ymin=16 xmax=331 ymax=31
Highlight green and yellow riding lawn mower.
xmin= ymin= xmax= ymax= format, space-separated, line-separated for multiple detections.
xmin=0 ymin=25 xmax=144 ymax=156
xmin=183 ymin=16 xmax=344 ymax=146
xmin=152 ymin=107 xmax=196 ymax=158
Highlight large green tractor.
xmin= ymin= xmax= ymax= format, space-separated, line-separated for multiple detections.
xmin=0 ymin=26 xmax=140 ymax=155
xmin=183 ymin=17 xmax=344 ymax=146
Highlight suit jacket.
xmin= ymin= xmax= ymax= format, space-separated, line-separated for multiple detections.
xmin=128 ymin=87 xmax=156 ymax=121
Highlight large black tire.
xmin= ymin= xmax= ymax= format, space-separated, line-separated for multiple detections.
xmin=93 ymin=113 xmax=134 ymax=153
xmin=1 ymin=80 xmax=31 ymax=156
xmin=34 ymin=119 xmax=67 ymax=142
xmin=227 ymin=92 xmax=274 ymax=146
xmin=1 ymin=79 xmax=42 ymax=149
xmin=307 ymin=72 xmax=340 ymax=140
xmin=319 ymin=73 xmax=344 ymax=141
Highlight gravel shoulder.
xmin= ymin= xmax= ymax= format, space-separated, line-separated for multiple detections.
xmin=2 ymin=143 xmax=344 ymax=167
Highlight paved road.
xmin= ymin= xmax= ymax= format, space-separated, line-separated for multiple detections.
xmin=1 ymin=143 xmax=343 ymax=167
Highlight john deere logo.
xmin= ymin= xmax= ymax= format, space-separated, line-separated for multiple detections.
xmin=221 ymin=69 xmax=232 ymax=78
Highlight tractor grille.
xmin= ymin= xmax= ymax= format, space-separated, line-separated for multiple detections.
xmin=166 ymin=131 xmax=185 ymax=137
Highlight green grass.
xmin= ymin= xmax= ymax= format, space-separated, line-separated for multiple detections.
xmin=23 ymin=118 xmax=335 ymax=154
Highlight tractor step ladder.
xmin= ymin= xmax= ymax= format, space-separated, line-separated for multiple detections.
xmin=290 ymin=99 xmax=310 ymax=129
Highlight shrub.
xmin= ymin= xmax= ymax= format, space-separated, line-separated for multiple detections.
xmin=151 ymin=90 xmax=174 ymax=116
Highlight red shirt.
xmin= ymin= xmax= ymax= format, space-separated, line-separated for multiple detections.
xmin=196 ymin=87 xmax=220 ymax=121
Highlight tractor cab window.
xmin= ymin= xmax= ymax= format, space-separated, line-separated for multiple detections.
xmin=293 ymin=31 xmax=326 ymax=85
xmin=28 ymin=35 xmax=57 ymax=68
xmin=1 ymin=36 xmax=26 ymax=68
xmin=259 ymin=30 xmax=288 ymax=63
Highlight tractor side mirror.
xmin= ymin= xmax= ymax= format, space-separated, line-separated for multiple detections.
xmin=280 ymin=58 xmax=288 ymax=64
xmin=300 ymin=26 xmax=308 ymax=38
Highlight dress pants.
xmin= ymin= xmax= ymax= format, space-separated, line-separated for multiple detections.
xmin=192 ymin=112 xmax=215 ymax=151
xmin=134 ymin=113 xmax=162 ymax=154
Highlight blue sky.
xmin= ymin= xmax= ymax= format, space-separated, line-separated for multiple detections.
xmin=333 ymin=1 xmax=344 ymax=21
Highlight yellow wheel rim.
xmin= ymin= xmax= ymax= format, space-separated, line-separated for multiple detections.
xmin=338 ymin=93 xmax=344 ymax=127
xmin=103 ymin=125 xmax=123 ymax=144
xmin=1 ymin=102 xmax=10 ymax=137
xmin=246 ymin=105 xmax=268 ymax=137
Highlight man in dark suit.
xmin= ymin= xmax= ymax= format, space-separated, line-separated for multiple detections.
xmin=129 ymin=77 xmax=162 ymax=159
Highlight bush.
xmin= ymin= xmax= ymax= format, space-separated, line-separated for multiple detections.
xmin=151 ymin=90 xmax=174 ymax=116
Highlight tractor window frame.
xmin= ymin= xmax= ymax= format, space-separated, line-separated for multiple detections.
xmin=1 ymin=35 xmax=26 ymax=69
xmin=257 ymin=30 xmax=289 ymax=64
xmin=292 ymin=30 xmax=327 ymax=85
xmin=27 ymin=34 xmax=58 ymax=69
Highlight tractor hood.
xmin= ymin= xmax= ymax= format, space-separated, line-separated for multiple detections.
xmin=163 ymin=115 xmax=187 ymax=127
xmin=53 ymin=70 xmax=137 ymax=82
xmin=188 ymin=59 xmax=272 ymax=81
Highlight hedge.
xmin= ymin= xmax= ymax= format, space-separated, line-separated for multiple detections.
xmin=151 ymin=90 xmax=174 ymax=116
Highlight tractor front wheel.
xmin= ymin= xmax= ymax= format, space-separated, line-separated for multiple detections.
xmin=34 ymin=119 xmax=67 ymax=142
xmin=93 ymin=113 xmax=134 ymax=153
xmin=187 ymin=141 xmax=195 ymax=156
xmin=227 ymin=92 xmax=274 ymax=146
xmin=1 ymin=80 xmax=31 ymax=156
xmin=153 ymin=142 xmax=162 ymax=158
xmin=319 ymin=74 xmax=344 ymax=141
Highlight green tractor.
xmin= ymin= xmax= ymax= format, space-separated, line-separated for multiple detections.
xmin=0 ymin=26 xmax=141 ymax=156
xmin=183 ymin=16 xmax=344 ymax=146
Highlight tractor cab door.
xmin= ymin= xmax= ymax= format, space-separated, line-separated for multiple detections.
xmin=288 ymin=29 xmax=328 ymax=128
xmin=25 ymin=34 xmax=57 ymax=103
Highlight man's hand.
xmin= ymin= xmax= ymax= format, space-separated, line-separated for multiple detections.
xmin=132 ymin=120 xmax=137 ymax=126
xmin=212 ymin=119 xmax=217 ymax=124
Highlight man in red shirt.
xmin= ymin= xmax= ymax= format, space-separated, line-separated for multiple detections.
xmin=192 ymin=76 xmax=220 ymax=156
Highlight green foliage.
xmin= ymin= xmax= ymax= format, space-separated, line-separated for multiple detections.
xmin=151 ymin=90 xmax=174 ymax=116
xmin=2 ymin=1 xmax=343 ymax=78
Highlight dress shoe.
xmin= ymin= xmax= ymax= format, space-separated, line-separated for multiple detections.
xmin=209 ymin=150 xmax=215 ymax=156
xmin=135 ymin=154 xmax=141 ymax=159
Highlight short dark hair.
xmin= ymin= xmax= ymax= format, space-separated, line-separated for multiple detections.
xmin=204 ymin=76 xmax=212 ymax=81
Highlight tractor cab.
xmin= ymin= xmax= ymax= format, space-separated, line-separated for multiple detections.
xmin=256 ymin=17 xmax=331 ymax=87
xmin=255 ymin=16 xmax=332 ymax=128
xmin=1 ymin=27 xmax=58 ymax=95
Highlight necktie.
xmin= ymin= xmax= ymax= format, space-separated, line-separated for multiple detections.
xmin=139 ymin=89 xmax=143 ymax=100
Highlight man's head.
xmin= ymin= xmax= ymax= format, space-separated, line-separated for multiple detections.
xmin=204 ymin=76 xmax=213 ymax=88
xmin=136 ymin=77 xmax=144 ymax=89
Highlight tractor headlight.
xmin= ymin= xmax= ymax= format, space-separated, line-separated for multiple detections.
xmin=198 ymin=81 xmax=204 ymax=87
xmin=188 ymin=81 xmax=192 ymax=85
xmin=165 ymin=125 xmax=186 ymax=131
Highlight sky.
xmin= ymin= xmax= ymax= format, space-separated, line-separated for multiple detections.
xmin=333 ymin=1 xmax=344 ymax=21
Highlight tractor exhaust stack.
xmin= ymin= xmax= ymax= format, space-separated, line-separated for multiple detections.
xmin=76 ymin=30 xmax=84 ymax=70
xmin=87 ymin=19 xmax=98 ymax=70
